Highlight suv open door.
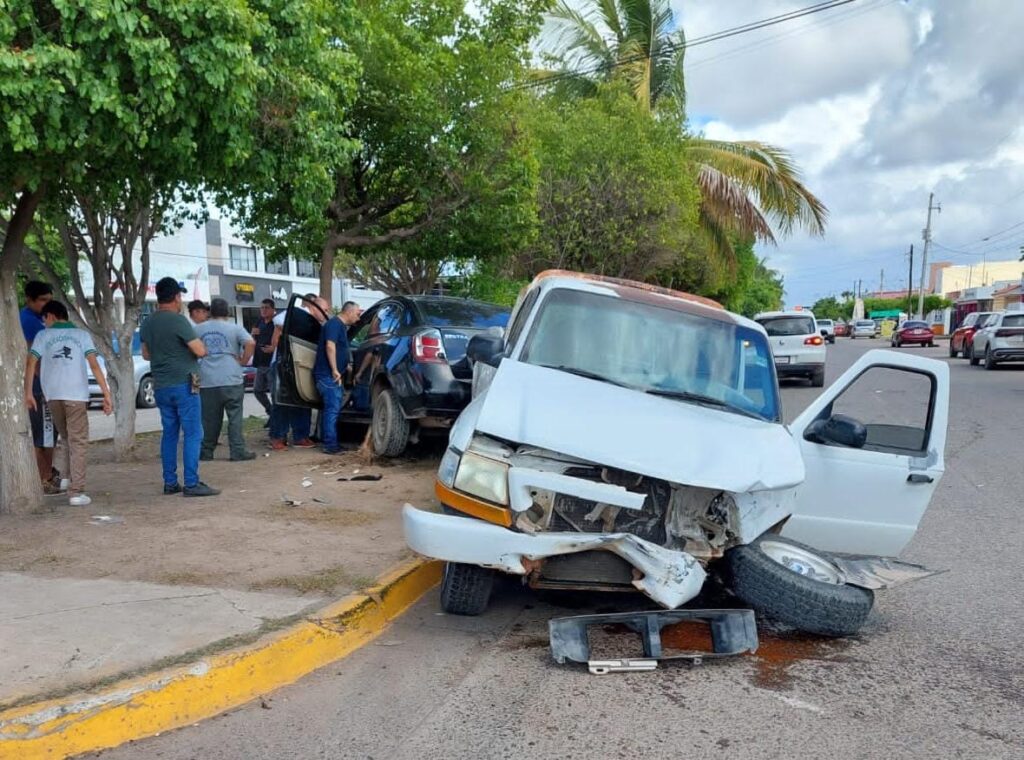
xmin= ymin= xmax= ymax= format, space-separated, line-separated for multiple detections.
xmin=274 ymin=294 xmax=329 ymax=409
xmin=783 ymin=350 xmax=949 ymax=557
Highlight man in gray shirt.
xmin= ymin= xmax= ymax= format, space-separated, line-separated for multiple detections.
xmin=195 ymin=298 xmax=256 ymax=461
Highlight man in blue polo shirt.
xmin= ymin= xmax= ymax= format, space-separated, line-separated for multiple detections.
xmin=20 ymin=280 xmax=62 ymax=493
xmin=314 ymin=301 xmax=362 ymax=454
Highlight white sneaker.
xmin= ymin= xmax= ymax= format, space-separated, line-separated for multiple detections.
xmin=69 ymin=494 xmax=92 ymax=507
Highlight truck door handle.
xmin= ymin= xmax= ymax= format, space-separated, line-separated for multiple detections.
xmin=907 ymin=473 xmax=934 ymax=484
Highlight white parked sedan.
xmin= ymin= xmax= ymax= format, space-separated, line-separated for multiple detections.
xmin=404 ymin=271 xmax=950 ymax=637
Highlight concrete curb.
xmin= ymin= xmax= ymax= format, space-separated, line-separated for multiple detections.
xmin=0 ymin=559 xmax=442 ymax=760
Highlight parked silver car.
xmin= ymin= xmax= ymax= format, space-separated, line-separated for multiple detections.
xmin=850 ymin=320 xmax=877 ymax=339
xmin=87 ymin=332 xmax=156 ymax=408
xmin=970 ymin=311 xmax=1024 ymax=369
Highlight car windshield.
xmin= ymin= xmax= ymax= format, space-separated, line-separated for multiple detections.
xmin=521 ymin=287 xmax=780 ymax=421
xmin=416 ymin=299 xmax=509 ymax=328
xmin=757 ymin=316 xmax=816 ymax=336
xmin=902 ymin=321 xmax=928 ymax=329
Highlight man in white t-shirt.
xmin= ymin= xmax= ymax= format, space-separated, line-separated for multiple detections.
xmin=24 ymin=301 xmax=112 ymax=506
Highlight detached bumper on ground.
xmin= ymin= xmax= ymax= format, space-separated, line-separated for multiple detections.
xmin=402 ymin=504 xmax=707 ymax=609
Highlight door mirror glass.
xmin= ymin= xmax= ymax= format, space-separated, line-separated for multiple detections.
xmin=805 ymin=414 xmax=867 ymax=448
xmin=467 ymin=334 xmax=504 ymax=367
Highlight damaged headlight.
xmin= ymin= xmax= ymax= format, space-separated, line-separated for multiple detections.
xmin=454 ymin=451 xmax=510 ymax=506
xmin=438 ymin=447 xmax=461 ymax=488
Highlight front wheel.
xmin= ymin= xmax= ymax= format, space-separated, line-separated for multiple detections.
xmin=371 ymin=387 xmax=410 ymax=457
xmin=439 ymin=562 xmax=494 ymax=616
xmin=136 ymin=376 xmax=156 ymax=408
xmin=948 ymin=341 xmax=958 ymax=358
xmin=726 ymin=537 xmax=873 ymax=637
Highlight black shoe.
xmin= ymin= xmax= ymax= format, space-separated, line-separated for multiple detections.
xmin=183 ymin=482 xmax=221 ymax=498
xmin=323 ymin=445 xmax=355 ymax=455
xmin=230 ymin=451 xmax=257 ymax=461
xmin=199 ymin=453 xmax=214 ymax=462
xmin=163 ymin=483 xmax=182 ymax=495
xmin=263 ymin=420 xmax=271 ymax=429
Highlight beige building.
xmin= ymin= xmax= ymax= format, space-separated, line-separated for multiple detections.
xmin=932 ymin=260 xmax=1024 ymax=296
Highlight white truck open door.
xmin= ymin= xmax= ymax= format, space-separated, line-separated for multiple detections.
xmin=782 ymin=350 xmax=950 ymax=557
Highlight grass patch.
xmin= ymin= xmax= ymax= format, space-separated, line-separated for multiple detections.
xmin=251 ymin=564 xmax=375 ymax=596
xmin=243 ymin=414 xmax=268 ymax=435
xmin=153 ymin=571 xmax=216 ymax=587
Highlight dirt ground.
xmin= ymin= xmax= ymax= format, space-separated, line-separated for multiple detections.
xmin=0 ymin=418 xmax=442 ymax=600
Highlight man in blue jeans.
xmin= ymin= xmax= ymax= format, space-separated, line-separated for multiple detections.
xmin=314 ymin=301 xmax=362 ymax=454
xmin=140 ymin=277 xmax=220 ymax=497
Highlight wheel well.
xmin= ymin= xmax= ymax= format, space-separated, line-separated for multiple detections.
xmin=371 ymin=375 xmax=390 ymax=399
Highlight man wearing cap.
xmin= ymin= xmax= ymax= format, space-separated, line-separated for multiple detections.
xmin=140 ymin=277 xmax=219 ymax=497
xmin=195 ymin=298 xmax=256 ymax=461
xmin=187 ymin=300 xmax=209 ymax=325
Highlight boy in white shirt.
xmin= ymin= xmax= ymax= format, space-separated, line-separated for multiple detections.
xmin=24 ymin=301 xmax=112 ymax=506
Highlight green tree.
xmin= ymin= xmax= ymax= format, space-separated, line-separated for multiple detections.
xmin=810 ymin=296 xmax=845 ymax=321
xmin=537 ymin=0 xmax=827 ymax=265
xmin=512 ymin=87 xmax=703 ymax=282
xmin=234 ymin=0 xmax=546 ymax=298
xmin=0 ymin=0 xmax=358 ymax=510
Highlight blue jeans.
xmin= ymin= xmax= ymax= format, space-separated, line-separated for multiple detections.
xmin=316 ymin=376 xmax=344 ymax=451
xmin=155 ymin=382 xmax=203 ymax=488
xmin=269 ymin=405 xmax=311 ymax=443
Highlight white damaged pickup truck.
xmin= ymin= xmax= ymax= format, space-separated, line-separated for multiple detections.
xmin=403 ymin=271 xmax=948 ymax=636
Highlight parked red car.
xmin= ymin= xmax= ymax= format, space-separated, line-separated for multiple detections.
xmin=949 ymin=312 xmax=995 ymax=359
xmin=891 ymin=320 xmax=935 ymax=348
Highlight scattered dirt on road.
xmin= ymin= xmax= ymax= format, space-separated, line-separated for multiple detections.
xmin=0 ymin=419 xmax=440 ymax=600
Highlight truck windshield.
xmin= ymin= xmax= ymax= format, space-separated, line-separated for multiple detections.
xmin=520 ymin=288 xmax=780 ymax=422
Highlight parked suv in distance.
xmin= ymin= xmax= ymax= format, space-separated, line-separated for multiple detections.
xmin=817 ymin=319 xmax=836 ymax=344
xmin=755 ymin=311 xmax=826 ymax=387
xmin=970 ymin=311 xmax=1024 ymax=369
xmin=276 ymin=294 xmax=510 ymax=457
xmin=949 ymin=311 xmax=995 ymax=359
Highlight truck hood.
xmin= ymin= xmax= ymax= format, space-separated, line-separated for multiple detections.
xmin=473 ymin=360 xmax=804 ymax=492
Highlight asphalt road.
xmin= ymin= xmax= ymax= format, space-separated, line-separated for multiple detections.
xmin=97 ymin=339 xmax=1024 ymax=760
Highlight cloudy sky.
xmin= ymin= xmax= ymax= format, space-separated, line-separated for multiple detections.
xmin=672 ymin=0 xmax=1024 ymax=306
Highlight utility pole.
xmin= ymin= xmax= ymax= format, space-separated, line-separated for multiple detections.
xmin=917 ymin=192 xmax=941 ymax=318
xmin=879 ymin=268 xmax=885 ymax=294
xmin=906 ymin=244 xmax=914 ymax=313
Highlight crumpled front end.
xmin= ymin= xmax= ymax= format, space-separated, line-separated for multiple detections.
xmin=402 ymin=505 xmax=707 ymax=608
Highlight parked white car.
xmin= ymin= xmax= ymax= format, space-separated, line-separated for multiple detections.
xmin=403 ymin=271 xmax=950 ymax=637
xmin=754 ymin=310 xmax=827 ymax=387
xmin=970 ymin=311 xmax=1024 ymax=369
xmin=87 ymin=332 xmax=156 ymax=409
xmin=816 ymin=318 xmax=836 ymax=344
xmin=851 ymin=319 xmax=877 ymax=339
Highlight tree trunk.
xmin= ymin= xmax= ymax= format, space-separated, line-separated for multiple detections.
xmin=319 ymin=245 xmax=334 ymax=303
xmin=107 ymin=349 xmax=138 ymax=461
xmin=0 ymin=265 xmax=43 ymax=514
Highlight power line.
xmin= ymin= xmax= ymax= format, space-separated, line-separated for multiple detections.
xmin=940 ymin=219 xmax=1024 ymax=252
xmin=520 ymin=0 xmax=861 ymax=92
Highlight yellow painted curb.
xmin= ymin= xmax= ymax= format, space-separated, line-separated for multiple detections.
xmin=0 ymin=559 xmax=442 ymax=760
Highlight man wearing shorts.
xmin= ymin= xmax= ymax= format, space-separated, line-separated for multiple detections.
xmin=20 ymin=280 xmax=62 ymax=493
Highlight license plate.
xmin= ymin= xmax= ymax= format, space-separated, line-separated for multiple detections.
xmin=775 ymin=356 xmax=791 ymax=364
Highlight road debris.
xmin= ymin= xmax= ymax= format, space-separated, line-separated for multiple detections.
xmin=337 ymin=474 xmax=383 ymax=482
xmin=301 ymin=478 xmax=314 ymax=488
xmin=281 ymin=497 xmax=303 ymax=507
xmin=89 ymin=515 xmax=125 ymax=526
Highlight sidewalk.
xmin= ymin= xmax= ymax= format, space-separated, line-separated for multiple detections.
xmin=0 ymin=421 xmax=440 ymax=709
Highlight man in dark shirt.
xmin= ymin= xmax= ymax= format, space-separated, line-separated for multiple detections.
xmin=20 ymin=280 xmax=62 ymax=492
xmin=140 ymin=277 xmax=219 ymax=497
xmin=314 ymin=301 xmax=363 ymax=454
xmin=250 ymin=298 xmax=276 ymax=419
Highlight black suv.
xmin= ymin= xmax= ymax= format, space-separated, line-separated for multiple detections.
xmin=275 ymin=294 xmax=510 ymax=456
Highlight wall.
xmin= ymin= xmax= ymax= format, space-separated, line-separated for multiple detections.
xmin=936 ymin=260 xmax=1024 ymax=295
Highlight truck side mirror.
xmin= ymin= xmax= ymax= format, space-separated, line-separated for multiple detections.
xmin=467 ymin=334 xmax=505 ymax=368
xmin=805 ymin=414 xmax=868 ymax=449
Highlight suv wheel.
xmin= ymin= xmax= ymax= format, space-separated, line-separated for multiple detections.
xmin=439 ymin=562 xmax=494 ymax=616
xmin=811 ymin=367 xmax=825 ymax=388
xmin=726 ymin=536 xmax=873 ymax=637
xmin=136 ymin=376 xmax=156 ymax=409
xmin=370 ymin=387 xmax=410 ymax=457
xmin=984 ymin=346 xmax=998 ymax=370
xmin=968 ymin=344 xmax=980 ymax=366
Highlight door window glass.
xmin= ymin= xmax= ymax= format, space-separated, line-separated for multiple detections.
xmin=349 ymin=306 xmax=379 ymax=347
xmin=506 ymin=288 xmax=539 ymax=349
xmin=373 ymin=303 xmax=404 ymax=336
xmin=826 ymin=367 xmax=934 ymax=454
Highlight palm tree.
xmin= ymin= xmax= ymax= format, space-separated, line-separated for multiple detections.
xmin=539 ymin=0 xmax=827 ymax=259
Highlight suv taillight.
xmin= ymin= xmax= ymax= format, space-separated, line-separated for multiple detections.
xmin=804 ymin=335 xmax=824 ymax=346
xmin=413 ymin=329 xmax=447 ymax=363
xmin=996 ymin=328 xmax=1024 ymax=338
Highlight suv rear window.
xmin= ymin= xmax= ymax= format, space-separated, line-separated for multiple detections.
xmin=1003 ymin=314 xmax=1024 ymax=327
xmin=417 ymin=299 xmax=509 ymax=328
xmin=758 ymin=316 xmax=816 ymax=336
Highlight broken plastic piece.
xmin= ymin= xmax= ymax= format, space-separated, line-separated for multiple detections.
xmin=588 ymin=659 xmax=657 ymax=675
xmin=549 ymin=609 xmax=758 ymax=669
xmin=301 ymin=478 xmax=314 ymax=488
xmin=89 ymin=515 xmax=125 ymax=526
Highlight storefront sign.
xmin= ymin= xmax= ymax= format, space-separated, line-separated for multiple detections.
xmin=235 ymin=283 xmax=255 ymax=302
